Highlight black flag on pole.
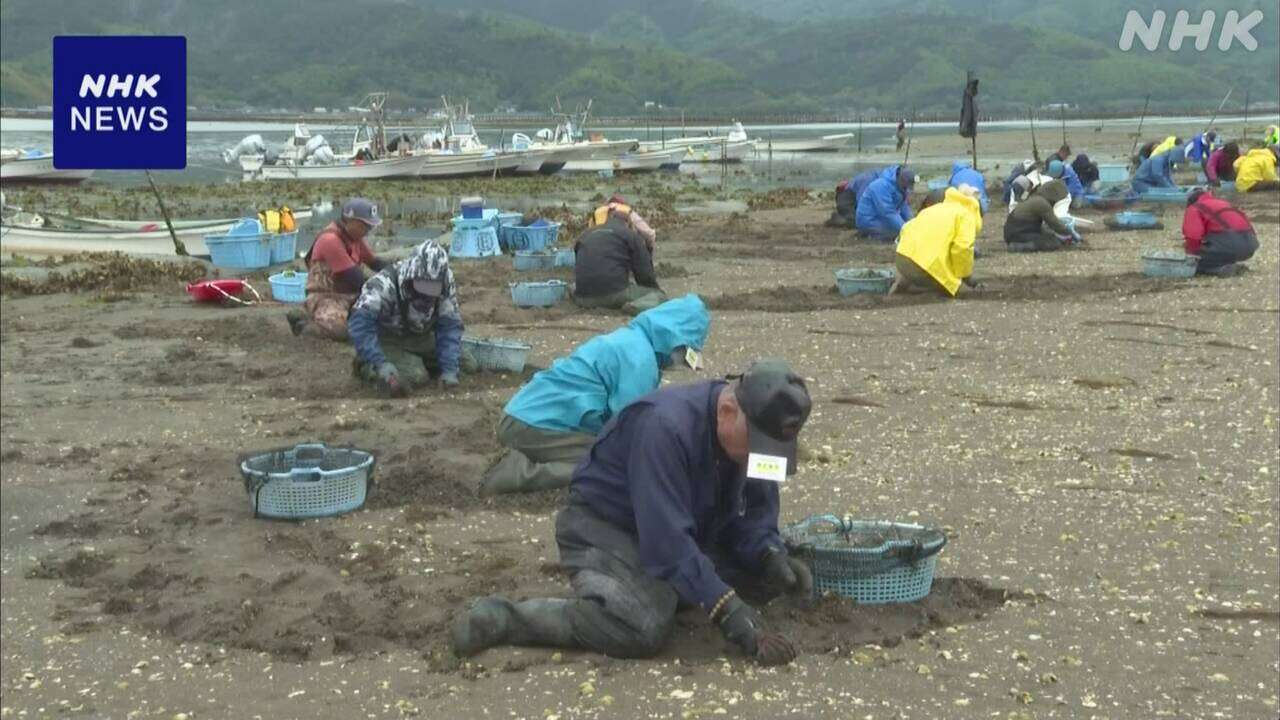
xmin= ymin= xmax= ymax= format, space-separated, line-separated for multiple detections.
xmin=959 ymin=71 xmax=979 ymax=139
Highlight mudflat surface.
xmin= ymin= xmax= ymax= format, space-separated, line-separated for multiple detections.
xmin=2 ymin=183 xmax=1278 ymax=719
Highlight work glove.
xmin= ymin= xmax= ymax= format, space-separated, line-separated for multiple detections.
xmin=377 ymin=363 xmax=406 ymax=398
xmin=714 ymin=594 xmax=797 ymax=666
xmin=760 ymin=547 xmax=814 ymax=602
xmin=438 ymin=371 xmax=460 ymax=389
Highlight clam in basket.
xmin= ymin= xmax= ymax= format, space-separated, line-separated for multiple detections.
xmin=239 ymin=442 xmax=375 ymax=520
xmin=782 ymin=515 xmax=947 ymax=604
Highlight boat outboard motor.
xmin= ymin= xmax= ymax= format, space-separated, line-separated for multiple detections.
xmin=222 ymin=134 xmax=266 ymax=164
xmin=387 ymin=132 xmax=416 ymax=152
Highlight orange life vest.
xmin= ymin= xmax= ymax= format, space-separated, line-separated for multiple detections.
xmin=258 ymin=206 xmax=296 ymax=234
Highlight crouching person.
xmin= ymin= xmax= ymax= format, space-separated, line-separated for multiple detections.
xmin=348 ymin=240 xmax=463 ymax=396
xmin=288 ymin=198 xmax=391 ymax=340
xmin=890 ymin=186 xmax=981 ymax=297
xmin=481 ymin=295 xmax=711 ymax=495
xmin=573 ymin=198 xmax=666 ymax=315
xmin=1004 ymin=176 xmax=1080 ymax=252
xmin=453 ymin=360 xmax=814 ymax=665
xmin=1182 ymin=189 xmax=1258 ymax=277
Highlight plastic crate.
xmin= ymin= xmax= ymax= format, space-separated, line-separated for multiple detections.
xmin=513 ymin=250 xmax=556 ymax=271
xmin=835 ymin=267 xmax=894 ymax=296
xmin=1104 ymin=211 xmax=1162 ymax=230
xmin=1220 ymin=181 xmax=1236 ymax=193
xmin=510 ymin=280 xmax=568 ymax=308
xmin=783 ymin=515 xmax=947 ymax=605
xmin=926 ymin=177 xmax=949 ymax=191
xmin=268 ymin=271 xmax=307 ymax=303
xmin=205 ymin=230 xmax=272 ymax=269
xmin=554 ymin=247 xmax=575 ymax=268
xmin=1098 ymin=164 xmax=1129 ymax=185
xmin=1137 ymin=187 xmax=1191 ymax=203
xmin=503 ymin=222 xmax=561 ymax=252
xmin=1142 ymin=249 xmax=1197 ymax=278
xmin=461 ymin=336 xmax=532 ymax=373
xmin=450 ymin=220 xmax=501 ymax=258
xmin=269 ymin=231 xmax=299 ymax=264
xmin=240 ymin=442 xmax=375 ymax=519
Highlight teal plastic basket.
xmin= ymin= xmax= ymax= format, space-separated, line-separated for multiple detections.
xmin=269 ymin=231 xmax=299 ymax=264
xmin=510 ymin=280 xmax=568 ymax=307
xmin=783 ymin=515 xmax=947 ymax=604
xmin=1141 ymin=249 xmax=1197 ymax=278
xmin=460 ymin=336 xmax=531 ymax=373
xmin=268 ymin=271 xmax=307 ymax=303
xmin=239 ymin=442 xmax=375 ymax=520
xmin=835 ymin=267 xmax=894 ymax=296
xmin=513 ymin=250 xmax=556 ymax=271
xmin=450 ymin=220 xmax=501 ymax=258
xmin=205 ymin=219 xmax=272 ymax=269
xmin=504 ymin=222 xmax=561 ymax=252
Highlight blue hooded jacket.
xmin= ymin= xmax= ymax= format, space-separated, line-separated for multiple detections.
xmin=855 ymin=164 xmax=914 ymax=238
xmin=1058 ymin=162 xmax=1085 ymax=199
xmin=504 ymin=294 xmax=711 ymax=435
xmin=846 ymin=167 xmax=883 ymax=202
xmin=948 ymin=161 xmax=989 ymax=214
xmin=1133 ymin=146 xmax=1185 ymax=193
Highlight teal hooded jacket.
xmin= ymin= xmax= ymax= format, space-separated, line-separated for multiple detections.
xmin=504 ymin=294 xmax=711 ymax=434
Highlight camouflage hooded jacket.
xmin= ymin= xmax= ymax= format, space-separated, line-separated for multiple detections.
xmin=347 ymin=240 xmax=464 ymax=375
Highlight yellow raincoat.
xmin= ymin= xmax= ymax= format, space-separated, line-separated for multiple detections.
xmin=1233 ymin=148 xmax=1278 ymax=192
xmin=895 ymin=187 xmax=980 ymax=297
xmin=1150 ymin=136 xmax=1180 ymax=158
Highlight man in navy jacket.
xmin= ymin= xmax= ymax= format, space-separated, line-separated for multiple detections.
xmin=452 ymin=360 xmax=814 ymax=666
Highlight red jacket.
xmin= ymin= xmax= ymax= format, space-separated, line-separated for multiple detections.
xmin=1182 ymin=193 xmax=1253 ymax=256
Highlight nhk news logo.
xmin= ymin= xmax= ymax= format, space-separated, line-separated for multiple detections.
xmin=53 ymin=36 xmax=187 ymax=169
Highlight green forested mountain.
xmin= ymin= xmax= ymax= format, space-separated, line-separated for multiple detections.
xmin=1 ymin=0 xmax=1275 ymax=114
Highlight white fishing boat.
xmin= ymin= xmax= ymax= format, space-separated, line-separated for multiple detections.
xmin=651 ymin=122 xmax=757 ymax=163
xmin=414 ymin=102 xmax=546 ymax=177
xmin=561 ymin=146 xmax=686 ymax=173
xmin=767 ymin=133 xmax=855 ymax=152
xmin=514 ymin=101 xmax=640 ymax=173
xmin=1 ymin=150 xmax=95 ymax=183
xmin=0 ymin=209 xmax=314 ymax=257
xmin=232 ymin=93 xmax=426 ymax=181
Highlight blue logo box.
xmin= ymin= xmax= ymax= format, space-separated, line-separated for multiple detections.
xmin=53 ymin=35 xmax=187 ymax=170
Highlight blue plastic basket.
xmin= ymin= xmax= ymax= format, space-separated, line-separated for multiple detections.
xmin=504 ymin=222 xmax=561 ymax=252
xmin=268 ymin=271 xmax=307 ymax=303
xmin=269 ymin=231 xmax=299 ymax=264
xmin=239 ymin=442 xmax=375 ymax=520
xmin=1220 ymin=180 xmax=1236 ymax=193
xmin=460 ymin=336 xmax=532 ymax=373
xmin=554 ymin=247 xmax=576 ymax=268
xmin=1098 ymin=164 xmax=1129 ymax=185
xmin=1105 ymin=211 xmax=1162 ymax=230
xmin=1138 ymin=187 xmax=1193 ymax=203
xmin=783 ymin=515 xmax=947 ymax=605
xmin=510 ymin=280 xmax=568 ymax=307
xmin=926 ymin=177 xmax=949 ymax=191
xmin=450 ymin=220 xmax=501 ymax=259
xmin=835 ymin=267 xmax=895 ymax=296
xmin=513 ymin=250 xmax=556 ymax=271
xmin=1142 ymin=249 xmax=1197 ymax=278
xmin=496 ymin=212 xmax=524 ymax=251
xmin=205 ymin=227 xmax=272 ymax=269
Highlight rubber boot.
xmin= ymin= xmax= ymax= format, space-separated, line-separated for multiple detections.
xmin=286 ymin=309 xmax=307 ymax=337
xmin=451 ymin=596 xmax=577 ymax=657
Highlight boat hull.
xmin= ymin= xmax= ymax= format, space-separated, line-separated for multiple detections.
xmin=254 ymin=154 xmax=424 ymax=181
xmin=0 ymin=156 xmax=95 ymax=183
xmin=0 ymin=211 xmax=314 ymax=257
xmin=416 ymin=152 xmax=525 ymax=178
xmin=678 ymin=139 xmax=756 ymax=163
xmin=767 ymin=133 xmax=854 ymax=152
xmin=561 ymin=146 xmax=684 ymax=173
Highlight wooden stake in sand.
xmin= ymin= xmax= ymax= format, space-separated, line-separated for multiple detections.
xmin=1129 ymin=94 xmax=1151 ymax=161
xmin=1029 ymin=106 xmax=1041 ymax=165
xmin=145 ymin=170 xmax=188 ymax=257
xmin=903 ymin=108 xmax=917 ymax=165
